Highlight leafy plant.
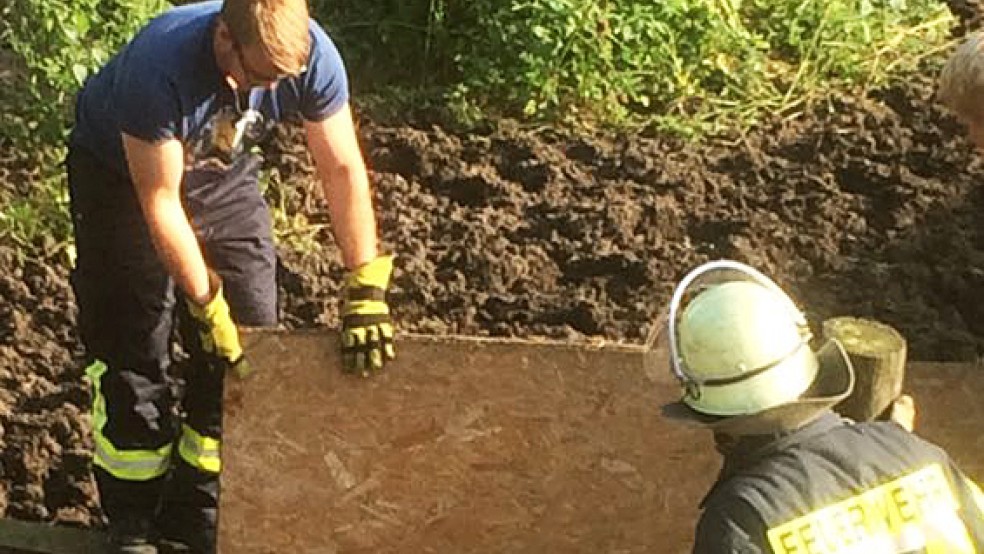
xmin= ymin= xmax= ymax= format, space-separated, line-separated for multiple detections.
xmin=315 ymin=0 xmax=952 ymax=134
xmin=1 ymin=0 xmax=170 ymax=147
xmin=0 ymin=0 xmax=168 ymax=258
xmin=0 ymin=149 xmax=75 ymax=261
xmin=260 ymin=166 xmax=328 ymax=256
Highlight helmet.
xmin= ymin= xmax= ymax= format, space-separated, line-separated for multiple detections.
xmin=669 ymin=261 xmax=817 ymax=417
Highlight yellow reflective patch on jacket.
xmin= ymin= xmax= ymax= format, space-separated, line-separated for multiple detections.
xmin=968 ymin=479 xmax=984 ymax=514
xmin=767 ymin=464 xmax=977 ymax=554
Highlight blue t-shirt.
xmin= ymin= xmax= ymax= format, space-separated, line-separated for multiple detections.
xmin=71 ymin=0 xmax=349 ymax=177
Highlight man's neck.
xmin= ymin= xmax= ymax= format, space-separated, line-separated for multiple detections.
xmin=718 ymin=411 xmax=842 ymax=471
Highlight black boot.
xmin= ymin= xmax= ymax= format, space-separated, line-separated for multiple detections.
xmin=107 ymin=513 xmax=159 ymax=554
xmin=156 ymin=538 xmax=193 ymax=554
xmin=95 ymin=468 xmax=166 ymax=554
xmin=157 ymin=460 xmax=218 ymax=554
xmin=156 ymin=508 xmax=216 ymax=554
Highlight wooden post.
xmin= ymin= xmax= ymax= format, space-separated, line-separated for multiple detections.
xmin=822 ymin=316 xmax=907 ymax=422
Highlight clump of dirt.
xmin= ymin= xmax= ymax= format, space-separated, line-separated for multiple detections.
xmin=2 ymin=74 xmax=984 ymax=527
xmin=946 ymin=0 xmax=984 ymax=35
xmin=0 ymin=246 xmax=98 ymax=526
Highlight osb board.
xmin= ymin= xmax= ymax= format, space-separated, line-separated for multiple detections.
xmin=903 ymin=362 xmax=984 ymax=482
xmin=219 ymin=332 xmax=718 ymax=554
xmin=219 ymin=333 xmax=984 ymax=554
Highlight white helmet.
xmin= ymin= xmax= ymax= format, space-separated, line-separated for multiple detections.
xmin=663 ymin=260 xmax=853 ymax=432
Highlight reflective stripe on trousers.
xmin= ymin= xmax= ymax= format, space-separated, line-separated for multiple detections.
xmin=178 ymin=423 xmax=221 ymax=473
xmin=86 ymin=360 xmax=172 ymax=480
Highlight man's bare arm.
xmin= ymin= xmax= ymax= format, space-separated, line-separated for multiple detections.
xmin=122 ymin=133 xmax=212 ymax=303
xmin=303 ymin=103 xmax=379 ymax=270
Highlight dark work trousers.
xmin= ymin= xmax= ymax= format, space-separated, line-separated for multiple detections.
xmin=67 ymin=147 xmax=277 ymax=552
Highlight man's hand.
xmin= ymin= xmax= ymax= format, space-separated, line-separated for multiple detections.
xmin=341 ymin=254 xmax=396 ymax=374
xmin=186 ymin=277 xmax=251 ymax=377
xmin=888 ymin=394 xmax=916 ymax=432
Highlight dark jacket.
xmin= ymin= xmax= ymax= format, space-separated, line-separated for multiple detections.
xmin=693 ymin=412 xmax=984 ymax=553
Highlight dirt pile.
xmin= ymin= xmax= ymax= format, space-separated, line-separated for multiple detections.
xmin=279 ymin=79 xmax=984 ymax=361
xmin=948 ymin=0 xmax=984 ymax=34
xmin=0 ymin=247 xmax=96 ymax=525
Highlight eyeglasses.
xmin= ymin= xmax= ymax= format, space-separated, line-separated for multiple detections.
xmin=231 ymin=39 xmax=301 ymax=87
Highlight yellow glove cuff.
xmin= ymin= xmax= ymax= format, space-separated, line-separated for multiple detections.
xmin=188 ymin=283 xmax=231 ymax=323
xmin=347 ymin=254 xmax=395 ymax=290
xmin=187 ymin=282 xmax=243 ymax=364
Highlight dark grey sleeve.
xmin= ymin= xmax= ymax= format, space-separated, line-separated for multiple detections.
xmin=692 ymin=506 xmax=764 ymax=554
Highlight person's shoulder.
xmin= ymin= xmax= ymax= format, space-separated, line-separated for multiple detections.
xmin=694 ymin=496 xmax=766 ymax=554
xmin=159 ymin=1 xmax=222 ymax=21
xmin=139 ymin=1 xmax=220 ymax=36
xmin=843 ymin=418 xmax=925 ymax=441
xmin=307 ymin=17 xmax=340 ymax=52
xmin=303 ymin=19 xmax=347 ymax=77
xmin=836 ymin=419 xmax=953 ymax=460
xmin=700 ymin=476 xmax=763 ymax=523
xmin=122 ymin=2 xmax=218 ymax=75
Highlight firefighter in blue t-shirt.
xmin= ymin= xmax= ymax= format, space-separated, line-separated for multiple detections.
xmin=660 ymin=260 xmax=984 ymax=554
xmin=67 ymin=0 xmax=395 ymax=551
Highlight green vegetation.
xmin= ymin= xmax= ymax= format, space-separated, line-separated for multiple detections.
xmin=1 ymin=0 xmax=170 ymax=147
xmin=0 ymin=0 xmax=957 ymax=257
xmin=0 ymin=0 xmax=169 ymax=259
xmin=321 ymin=0 xmax=953 ymax=131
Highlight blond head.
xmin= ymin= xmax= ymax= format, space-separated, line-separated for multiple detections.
xmin=939 ymin=31 xmax=984 ymax=121
xmin=221 ymin=0 xmax=311 ymax=75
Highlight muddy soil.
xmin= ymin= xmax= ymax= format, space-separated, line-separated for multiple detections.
xmin=282 ymin=78 xmax=984 ymax=360
xmin=3 ymin=71 xmax=984 ymax=528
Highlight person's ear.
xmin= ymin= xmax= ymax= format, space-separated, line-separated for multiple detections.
xmin=213 ymin=19 xmax=240 ymax=89
xmin=215 ymin=19 xmax=233 ymax=47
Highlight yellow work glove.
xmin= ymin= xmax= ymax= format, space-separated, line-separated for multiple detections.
xmin=186 ymin=279 xmax=251 ymax=378
xmin=341 ymin=254 xmax=396 ymax=374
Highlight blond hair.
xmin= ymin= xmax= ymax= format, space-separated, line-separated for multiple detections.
xmin=939 ymin=31 xmax=984 ymax=120
xmin=221 ymin=0 xmax=311 ymax=75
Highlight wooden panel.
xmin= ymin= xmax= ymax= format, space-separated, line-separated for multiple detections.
xmin=219 ymin=332 xmax=984 ymax=554
xmin=904 ymin=362 xmax=984 ymax=482
xmin=220 ymin=333 xmax=717 ymax=554
xmin=0 ymin=338 xmax=981 ymax=554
